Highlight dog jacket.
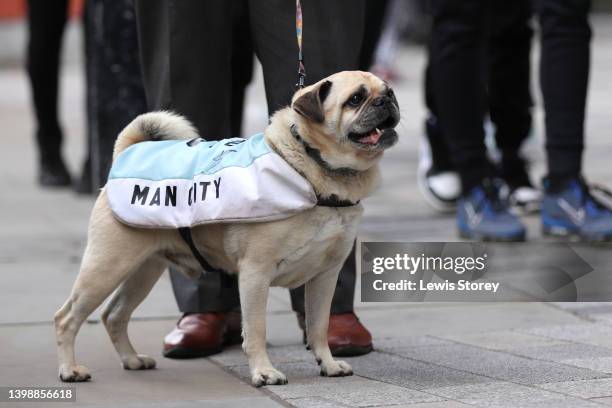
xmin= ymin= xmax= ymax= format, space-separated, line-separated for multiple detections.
xmin=106 ymin=133 xmax=317 ymax=228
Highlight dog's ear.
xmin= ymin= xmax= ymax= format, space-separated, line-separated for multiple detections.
xmin=292 ymin=80 xmax=333 ymax=124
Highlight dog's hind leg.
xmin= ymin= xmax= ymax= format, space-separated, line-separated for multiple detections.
xmin=101 ymin=256 xmax=166 ymax=370
xmin=55 ymin=206 xmax=158 ymax=382
xmin=305 ymin=265 xmax=353 ymax=378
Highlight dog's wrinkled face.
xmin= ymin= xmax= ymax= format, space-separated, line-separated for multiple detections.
xmin=291 ymin=71 xmax=400 ymax=171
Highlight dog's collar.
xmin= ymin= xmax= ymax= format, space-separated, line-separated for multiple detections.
xmin=290 ymin=124 xmax=357 ymax=177
xmin=288 ymin=124 xmax=360 ymax=207
xmin=316 ymin=194 xmax=359 ymax=207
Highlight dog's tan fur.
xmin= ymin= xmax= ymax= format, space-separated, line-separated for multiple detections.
xmin=54 ymin=71 xmax=399 ymax=386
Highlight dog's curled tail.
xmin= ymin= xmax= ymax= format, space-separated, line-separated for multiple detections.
xmin=113 ymin=111 xmax=198 ymax=160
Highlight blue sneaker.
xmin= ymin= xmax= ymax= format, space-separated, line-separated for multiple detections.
xmin=457 ymin=180 xmax=527 ymax=241
xmin=542 ymin=177 xmax=612 ymax=241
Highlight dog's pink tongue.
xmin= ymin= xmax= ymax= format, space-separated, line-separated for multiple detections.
xmin=359 ymin=129 xmax=382 ymax=145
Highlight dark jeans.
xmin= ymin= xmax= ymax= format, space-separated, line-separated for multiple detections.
xmin=426 ymin=0 xmax=533 ymax=184
xmin=135 ymin=0 xmax=364 ymax=315
xmin=429 ymin=0 xmax=591 ymax=190
xmin=26 ymin=0 xmax=68 ymax=165
xmin=538 ymin=0 xmax=591 ymax=179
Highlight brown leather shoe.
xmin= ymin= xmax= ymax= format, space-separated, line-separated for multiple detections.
xmin=296 ymin=312 xmax=373 ymax=357
xmin=163 ymin=312 xmax=239 ymax=358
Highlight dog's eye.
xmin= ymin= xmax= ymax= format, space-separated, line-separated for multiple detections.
xmin=348 ymin=93 xmax=364 ymax=107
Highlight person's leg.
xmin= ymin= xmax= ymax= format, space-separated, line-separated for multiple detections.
xmin=249 ymin=0 xmax=371 ymax=355
xmin=538 ymin=0 xmax=591 ymax=183
xmin=248 ymin=0 xmax=365 ymax=113
xmin=359 ymin=0 xmax=390 ymax=71
xmin=430 ymin=0 xmax=526 ymax=241
xmin=537 ymin=0 xmax=612 ymax=241
xmin=430 ymin=0 xmax=489 ymax=192
xmin=26 ymin=0 xmax=71 ymax=186
xmin=135 ymin=0 xmax=241 ymax=357
xmin=230 ymin=0 xmax=254 ymax=137
xmin=487 ymin=0 xmax=534 ymax=185
xmin=418 ymin=60 xmax=461 ymax=212
xmin=486 ymin=0 xmax=541 ymax=213
xmin=246 ymin=0 xmax=295 ymax=115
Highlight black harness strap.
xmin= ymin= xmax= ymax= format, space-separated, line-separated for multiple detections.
xmin=178 ymin=227 xmax=215 ymax=272
xmin=178 ymin=227 xmax=234 ymax=290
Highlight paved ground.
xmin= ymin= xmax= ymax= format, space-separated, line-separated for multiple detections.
xmin=2 ymin=16 xmax=612 ymax=408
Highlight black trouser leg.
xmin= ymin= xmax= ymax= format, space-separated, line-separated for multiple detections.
xmin=423 ymin=62 xmax=456 ymax=172
xmin=359 ymin=0 xmax=390 ymax=71
xmin=230 ymin=0 xmax=254 ymax=136
xmin=135 ymin=0 xmax=249 ymax=313
xmin=169 ymin=271 xmax=240 ymax=313
xmin=136 ymin=0 xmax=235 ymax=136
xmin=424 ymin=0 xmax=533 ymax=180
xmin=26 ymin=0 xmax=68 ymax=164
xmin=536 ymin=0 xmax=591 ymax=180
xmin=248 ymin=0 xmax=365 ymax=114
xmin=487 ymin=0 xmax=534 ymax=183
xmin=248 ymin=0 xmax=365 ymax=314
xmin=430 ymin=0 xmax=489 ymax=192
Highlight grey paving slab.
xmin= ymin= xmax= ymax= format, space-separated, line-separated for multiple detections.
xmin=288 ymin=400 xmax=472 ymax=408
xmin=434 ymin=331 xmax=570 ymax=351
xmin=588 ymin=314 xmax=612 ymax=326
xmin=509 ymin=344 xmax=612 ymax=362
xmin=375 ymin=402 xmax=473 ymax=408
xmin=552 ymin=303 xmax=612 ymax=317
xmin=278 ymin=377 xmax=443 ymax=407
xmin=591 ymin=396 xmax=612 ymax=406
xmin=382 ymin=343 xmax=608 ymax=385
xmin=65 ymin=397 xmax=285 ymax=408
xmin=375 ymin=335 xmax=456 ymax=349
xmin=355 ymin=304 xmax=583 ymax=342
xmin=521 ymin=324 xmax=612 ymax=349
xmin=423 ymin=381 xmax=598 ymax=408
xmin=228 ymin=362 xmax=445 ymax=407
xmin=0 ymin=322 xmax=266 ymax=407
xmin=286 ymin=396 xmax=351 ymax=408
xmin=563 ymin=357 xmax=612 ymax=373
xmin=210 ymin=344 xmax=312 ymax=367
xmin=537 ymin=378 xmax=612 ymax=399
xmin=0 ymin=264 xmax=180 ymax=325
xmin=483 ymin=397 xmax=607 ymax=408
xmin=344 ymin=351 xmax=491 ymax=390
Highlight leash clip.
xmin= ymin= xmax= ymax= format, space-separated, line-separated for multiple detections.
xmin=296 ymin=68 xmax=306 ymax=89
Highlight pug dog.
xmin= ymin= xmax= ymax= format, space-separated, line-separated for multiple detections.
xmin=54 ymin=70 xmax=400 ymax=386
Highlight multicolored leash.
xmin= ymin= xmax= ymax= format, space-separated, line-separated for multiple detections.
xmin=296 ymin=0 xmax=306 ymax=89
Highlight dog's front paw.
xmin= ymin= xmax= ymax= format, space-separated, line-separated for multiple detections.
xmin=122 ymin=354 xmax=157 ymax=370
xmin=59 ymin=364 xmax=91 ymax=382
xmin=251 ymin=367 xmax=288 ymax=387
xmin=320 ymin=360 xmax=353 ymax=377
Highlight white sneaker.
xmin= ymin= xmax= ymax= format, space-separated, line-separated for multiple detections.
xmin=418 ymin=131 xmax=461 ymax=213
xmin=509 ymin=185 xmax=541 ymax=214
